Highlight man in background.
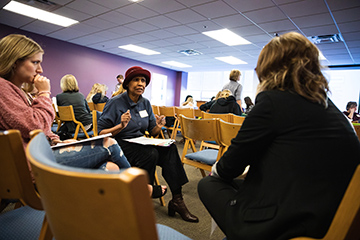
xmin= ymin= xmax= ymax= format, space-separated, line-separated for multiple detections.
xmin=115 ymin=74 xmax=124 ymax=92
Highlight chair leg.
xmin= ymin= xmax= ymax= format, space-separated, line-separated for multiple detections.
xmin=154 ymin=171 xmax=166 ymax=207
xmin=39 ymin=216 xmax=53 ymax=240
xmin=200 ymin=169 xmax=207 ymax=178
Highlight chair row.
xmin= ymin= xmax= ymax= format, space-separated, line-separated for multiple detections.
xmin=0 ymin=129 xmax=191 ymax=240
xmin=151 ymin=105 xmax=245 ymax=140
xmin=178 ymin=114 xmax=243 ymax=178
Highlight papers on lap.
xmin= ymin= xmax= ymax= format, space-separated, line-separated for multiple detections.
xmin=51 ymin=133 xmax=112 ymax=149
xmin=123 ymin=136 xmax=175 ymax=147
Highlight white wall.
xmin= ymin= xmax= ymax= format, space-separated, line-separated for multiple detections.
xmin=186 ymin=69 xmax=360 ymax=111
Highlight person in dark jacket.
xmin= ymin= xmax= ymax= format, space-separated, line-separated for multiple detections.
xmin=56 ymin=74 xmax=92 ymax=133
xmin=198 ymin=32 xmax=360 ymax=240
xmin=209 ymin=89 xmax=242 ymax=116
xmin=92 ymin=84 xmax=109 ymax=104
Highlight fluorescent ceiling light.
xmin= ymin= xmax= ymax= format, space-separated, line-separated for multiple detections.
xmin=3 ymin=1 xmax=78 ymax=27
xmin=215 ymin=56 xmax=248 ymax=65
xmin=162 ymin=61 xmax=192 ymax=68
xmin=118 ymin=44 xmax=160 ymax=55
xmin=202 ymin=29 xmax=251 ymax=46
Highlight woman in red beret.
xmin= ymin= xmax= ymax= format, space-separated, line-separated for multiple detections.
xmin=98 ymin=66 xmax=198 ymax=222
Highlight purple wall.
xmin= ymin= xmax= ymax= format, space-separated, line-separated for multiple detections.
xmin=0 ymin=23 xmax=182 ymax=106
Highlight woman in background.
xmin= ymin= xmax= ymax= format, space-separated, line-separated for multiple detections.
xmin=343 ymin=101 xmax=360 ymax=122
xmin=244 ymin=96 xmax=254 ymax=114
xmin=86 ymin=83 xmax=101 ymax=102
xmin=56 ymin=74 xmax=92 ymax=133
xmin=181 ymin=95 xmax=195 ymax=108
xmin=198 ymin=32 xmax=360 ymax=240
xmin=209 ymin=89 xmax=242 ymax=116
xmin=222 ymin=69 xmax=243 ymax=112
xmin=92 ymin=84 xmax=109 ymax=104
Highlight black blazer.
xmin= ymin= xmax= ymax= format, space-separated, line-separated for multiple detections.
xmin=216 ymin=90 xmax=360 ymax=240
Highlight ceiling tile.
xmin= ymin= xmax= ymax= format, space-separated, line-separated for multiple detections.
xmin=124 ymin=21 xmax=159 ymax=33
xmin=97 ymin=11 xmax=136 ymax=25
xmin=332 ymin=7 xmax=360 ymax=24
xmin=53 ymin=6 xmax=92 ymax=21
xmin=338 ymin=21 xmax=360 ymax=34
xmin=292 ymin=13 xmax=334 ymax=28
xmin=326 ymin=0 xmax=360 ymax=11
xmin=191 ymin=0 xmax=238 ymax=19
xmin=223 ymin=0 xmax=275 ymax=12
xmin=278 ymin=0 xmax=328 ymax=18
xmin=146 ymin=15 xmax=180 ymax=28
xmin=212 ymin=13 xmax=253 ymax=29
xmin=258 ymin=19 xmax=296 ymax=33
xmin=178 ymin=0 xmax=217 ymax=8
xmin=139 ymin=0 xmax=186 ymax=14
xmin=302 ymin=25 xmax=338 ymax=36
xmin=147 ymin=29 xmax=177 ymax=39
xmin=0 ymin=10 xmax=34 ymax=28
xmin=165 ymin=25 xmax=198 ymax=36
xmin=165 ymin=9 xmax=207 ymax=24
xmin=66 ymin=0 xmax=109 ymax=16
xmin=243 ymin=6 xmax=288 ymax=24
xmin=21 ymin=21 xmax=64 ymax=35
xmin=116 ymin=3 xmax=158 ymax=20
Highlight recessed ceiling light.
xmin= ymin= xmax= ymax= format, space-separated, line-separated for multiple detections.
xmin=202 ymin=29 xmax=251 ymax=46
xmin=3 ymin=1 xmax=78 ymax=27
xmin=162 ymin=61 xmax=192 ymax=68
xmin=215 ymin=56 xmax=248 ymax=65
xmin=118 ymin=44 xmax=160 ymax=55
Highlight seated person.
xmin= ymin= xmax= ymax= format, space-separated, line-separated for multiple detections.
xmin=86 ymin=83 xmax=101 ymax=102
xmin=244 ymin=96 xmax=254 ymax=114
xmin=92 ymin=84 xmax=109 ymax=104
xmin=199 ymin=91 xmax=221 ymax=112
xmin=198 ymin=32 xmax=360 ymax=239
xmin=56 ymin=74 xmax=93 ymax=134
xmin=343 ymin=101 xmax=360 ymax=122
xmin=209 ymin=89 xmax=242 ymax=115
xmin=0 ymin=34 xmax=163 ymax=198
xmin=98 ymin=66 xmax=199 ymax=222
xmin=181 ymin=95 xmax=195 ymax=108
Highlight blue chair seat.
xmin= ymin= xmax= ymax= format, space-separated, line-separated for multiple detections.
xmin=157 ymin=224 xmax=192 ymax=240
xmin=0 ymin=206 xmax=46 ymax=240
xmin=204 ymin=140 xmax=216 ymax=144
xmin=185 ymin=149 xmax=219 ymax=165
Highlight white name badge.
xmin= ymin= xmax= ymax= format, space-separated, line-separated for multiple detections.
xmin=139 ymin=110 xmax=148 ymax=118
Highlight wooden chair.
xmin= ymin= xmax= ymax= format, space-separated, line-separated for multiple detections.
xmin=290 ymin=164 xmax=360 ymax=240
xmin=152 ymin=105 xmax=160 ymax=115
xmin=179 ymin=115 xmax=221 ymax=177
xmin=158 ymin=106 xmax=176 ymax=139
xmin=57 ymin=105 xmax=94 ymax=139
xmin=94 ymin=102 xmax=106 ymax=112
xmin=51 ymin=103 xmax=61 ymax=133
xmin=202 ymin=111 xmax=233 ymax=123
xmin=0 ymin=130 xmax=52 ymax=240
xmin=231 ymin=114 xmax=246 ymax=124
xmin=217 ymin=119 xmax=242 ymax=157
xmin=88 ymin=102 xmax=95 ymax=111
xmin=27 ymin=131 xmax=191 ymax=240
xmin=194 ymin=108 xmax=202 ymax=118
xmin=172 ymin=107 xmax=195 ymax=139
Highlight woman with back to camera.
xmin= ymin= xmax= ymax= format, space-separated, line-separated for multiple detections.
xmin=56 ymin=74 xmax=92 ymax=134
xmin=209 ymin=89 xmax=242 ymax=116
xmin=198 ymin=32 xmax=360 ymax=240
xmin=222 ymin=69 xmax=243 ymax=112
xmin=98 ymin=66 xmax=199 ymax=222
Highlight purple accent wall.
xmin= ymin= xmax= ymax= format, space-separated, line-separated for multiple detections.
xmin=0 ymin=23 xmax=183 ymax=106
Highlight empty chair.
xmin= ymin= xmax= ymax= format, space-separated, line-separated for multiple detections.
xmin=217 ymin=119 xmax=242 ymax=157
xmin=27 ymin=131 xmax=191 ymax=240
xmin=57 ymin=105 xmax=95 ymax=139
xmin=88 ymin=102 xmax=95 ymax=111
xmin=172 ymin=107 xmax=195 ymax=139
xmin=94 ymin=102 xmax=106 ymax=112
xmin=0 ymin=130 xmax=52 ymax=240
xmin=179 ymin=115 xmax=220 ymax=177
xmin=353 ymin=124 xmax=360 ymax=141
xmin=158 ymin=106 xmax=176 ymax=139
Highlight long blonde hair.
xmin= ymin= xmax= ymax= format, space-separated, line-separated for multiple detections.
xmin=111 ymin=84 xmax=126 ymax=97
xmin=256 ymin=32 xmax=329 ymax=107
xmin=86 ymin=83 xmax=101 ymax=101
xmin=60 ymin=74 xmax=79 ymax=92
xmin=0 ymin=34 xmax=43 ymax=80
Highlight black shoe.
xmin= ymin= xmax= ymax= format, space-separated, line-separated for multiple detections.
xmin=151 ymin=185 xmax=167 ymax=198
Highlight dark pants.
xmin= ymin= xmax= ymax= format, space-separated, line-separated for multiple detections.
xmin=198 ymin=176 xmax=244 ymax=234
xmin=117 ymin=139 xmax=189 ymax=193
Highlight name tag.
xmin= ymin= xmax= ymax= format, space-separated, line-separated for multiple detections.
xmin=139 ymin=110 xmax=148 ymax=118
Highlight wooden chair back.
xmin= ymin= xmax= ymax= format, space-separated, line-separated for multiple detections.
xmin=218 ymin=119 xmax=242 ymax=156
xmin=194 ymin=109 xmax=202 ymax=118
xmin=94 ymin=102 xmax=106 ymax=112
xmin=0 ymin=130 xmax=51 ymax=239
xmin=152 ymin=105 xmax=160 ymax=115
xmin=290 ymin=164 xmax=360 ymax=240
xmin=158 ymin=106 xmax=176 ymax=139
xmin=179 ymin=115 xmax=220 ymax=177
xmin=231 ymin=114 xmax=246 ymax=124
xmin=202 ymin=111 xmax=233 ymax=123
xmin=57 ymin=105 xmax=92 ymax=139
xmin=88 ymin=102 xmax=95 ymax=111
xmin=172 ymin=107 xmax=195 ymax=139
xmin=27 ymin=132 xmax=160 ymax=240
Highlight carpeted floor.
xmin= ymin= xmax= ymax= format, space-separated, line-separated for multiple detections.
xmin=153 ymin=133 xmax=226 ymax=240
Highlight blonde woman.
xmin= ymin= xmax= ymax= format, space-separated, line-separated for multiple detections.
xmin=86 ymin=83 xmax=101 ymax=102
xmin=56 ymin=74 xmax=92 ymax=133
xmin=209 ymin=89 xmax=242 ymax=115
xmin=222 ymin=69 xmax=243 ymax=112
xmin=199 ymin=32 xmax=360 ymax=239
xmin=92 ymin=84 xmax=109 ymax=104
xmin=111 ymin=83 xmax=126 ymax=97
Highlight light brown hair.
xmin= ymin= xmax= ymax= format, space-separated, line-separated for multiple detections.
xmin=256 ymin=32 xmax=329 ymax=107
xmin=60 ymin=74 xmax=79 ymax=92
xmin=0 ymin=34 xmax=43 ymax=80
xmin=229 ymin=69 xmax=241 ymax=81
